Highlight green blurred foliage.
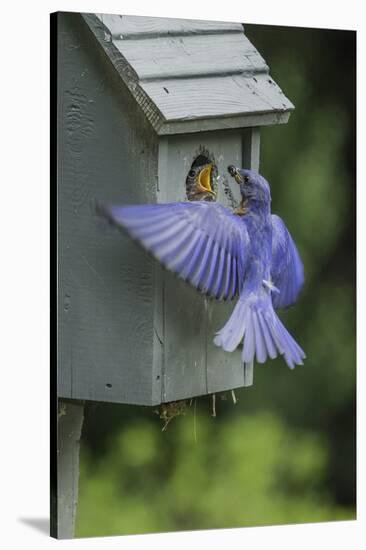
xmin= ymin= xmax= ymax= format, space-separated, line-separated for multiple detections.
xmin=77 ymin=411 xmax=353 ymax=537
xmin=75 ymin=25 xmax=356 ymax=537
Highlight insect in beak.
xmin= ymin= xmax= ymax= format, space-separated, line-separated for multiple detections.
xmin=227 ymin=165 xmax=243 ymax=184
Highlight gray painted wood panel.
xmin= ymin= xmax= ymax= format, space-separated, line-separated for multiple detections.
xmin=243 ymin=127 xmax=261 ymax=171
xmin=95 ymin=13 xmax=243 ymax=38
xmin=207 ymin=129 xmax=260 ymax=392
xmin=57 ymin=12 xmax=160 ymax=405
xmin=141 ymin=73 xmax=292 ymax=122
xmin=157 ymin=137 xmax=207 ymax=401
xmin=157 ymin=131 xmax=246 ymax=401
xmin=82 ymin=13 xmax=294 ymax=136
xmin=206 ymin=298 xmax=245 ymax=394
xmin=113 ymin=34 xmax=267 ymax=81
xmin=163 ymin=276 xmax=208 ymax=401
xmin=200 ymin=132 xmax=246 ymax=394
xmin=56 ymin=400 xmax=84 ymax=539
xmin=159 ymin=111 xmax=290 ymax=136
xmin=57 ymin=14 xmax=271 ymax=405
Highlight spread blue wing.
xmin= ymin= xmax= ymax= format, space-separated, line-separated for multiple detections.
xmin=104 ymin=202 xmax=250 ymax=300
xmin=271 ymin=214 xmax=304 ymax=309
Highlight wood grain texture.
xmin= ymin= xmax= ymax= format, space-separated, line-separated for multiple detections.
xmin=199 ymin=132 xmax=246 ymax=394
xmin=57 ymin=12 xmax=160 ymax=405
xmin=142 ymin=73 xmax=292 ymax=122
xmin=113 ymin=33 xmax=267 ymax=80
xmin=163 ymin=276 xmax=208 ymax=401
xmin=55 ymin=400 xmax=84 ymax=539
xmin=159 ymin=111 xmax=290 ymax=136
xmin=157 ymin=131 xmax=245 ymax=401
xmin=95 ymin=13 xmax=243 ymax=38
xmin=242 ymin=127 xmax=260 ymax=171
xmin=157 ymin=137 xmax=207 ymax=401
xmin=82 ymin=13 xmax=294 ymax=136
xmin=57 ymin=13 xmax=268 ymax=405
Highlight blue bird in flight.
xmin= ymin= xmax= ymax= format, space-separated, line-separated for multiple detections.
xmin=102 ymin=166 xmax=305 ymax=374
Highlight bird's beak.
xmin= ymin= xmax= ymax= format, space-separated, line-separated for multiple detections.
xmin=195 ymin=164 xmax=216 ymax=196
xmin=227 ymin=165 xmax=243 ymax=184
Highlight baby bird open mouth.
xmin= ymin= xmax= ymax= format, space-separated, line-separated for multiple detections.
xmin=186 ymin=162 xmax=217 ymax=201
xmin=198 ymin=164 xmax=215 ymax=194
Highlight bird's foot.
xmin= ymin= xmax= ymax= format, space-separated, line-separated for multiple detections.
xmin=233 ymin=199 xmax=248 ymax=216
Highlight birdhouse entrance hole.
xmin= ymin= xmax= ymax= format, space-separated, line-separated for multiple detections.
xmin=186 ymin=152 xmax=218 ymax=202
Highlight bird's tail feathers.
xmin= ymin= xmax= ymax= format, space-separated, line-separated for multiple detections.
xmin=213 ymin=295 xmax=305 ymax=378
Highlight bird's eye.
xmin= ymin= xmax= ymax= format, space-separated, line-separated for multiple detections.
xmin=244 ymin=175 xmax=250 ymax=183
xmin=188 ymin=170 xmax=196 ymax=177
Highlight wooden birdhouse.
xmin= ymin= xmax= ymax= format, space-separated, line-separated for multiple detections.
xmin=56 ymin=11 xmax=294 ymax=407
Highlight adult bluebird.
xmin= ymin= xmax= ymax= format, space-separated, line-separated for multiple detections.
xmin=102 ymin=166 xmax=305 ymax=375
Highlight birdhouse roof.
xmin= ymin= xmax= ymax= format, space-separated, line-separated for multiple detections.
xmin=83 ymin=13 xmax=294 ymax=135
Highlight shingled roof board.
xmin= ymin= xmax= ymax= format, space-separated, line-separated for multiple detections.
xmin=82 ymin=13 xmax=294 ymax=135
xmin=111 ymin=34 xmax=268 ymax=80
xmin=96 ymin=13 xmax=244 ymax=37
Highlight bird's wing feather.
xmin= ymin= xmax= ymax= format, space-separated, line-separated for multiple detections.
xmin=104 ymin=202 xmax=250 ymax=300
xmin=271 ymin=214 xmax=304 ymax=309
